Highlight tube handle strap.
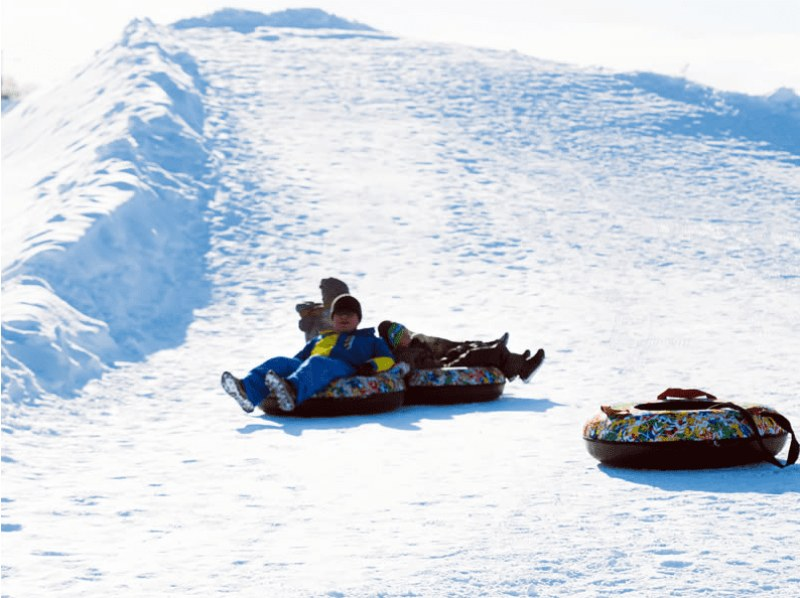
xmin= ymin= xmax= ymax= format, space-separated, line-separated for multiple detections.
xmin=710 ymin=401 xmax=798 ymax=468
xmin=657 ymin=388 xmax=717 ymax=401
xmin=653 ymin=389 xmax=797 ymax=467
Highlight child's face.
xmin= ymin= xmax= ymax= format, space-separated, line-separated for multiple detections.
xmin=398 ymin=330 xmax=412 ymax=348
xmin=332 ymin=311 xmax=359 ymax=333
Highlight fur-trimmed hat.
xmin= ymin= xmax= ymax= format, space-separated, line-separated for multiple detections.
xmin=320 ymin=277 xmax=350 ymax=307
xmin=331 ymin=294 xmax=362 ymax=321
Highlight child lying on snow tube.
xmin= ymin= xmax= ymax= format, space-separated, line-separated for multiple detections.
xmin=378 ymin=321 xmax=544 ymax=405
xmin=378 ymin=321 xmax=544 ymax=382
xmin=221 ymin=294 xmax=395 ymax=414
xmin=295 ymin=277 xmax=545 ymax=381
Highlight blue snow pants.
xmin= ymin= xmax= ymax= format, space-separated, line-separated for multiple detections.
xmin=241 ymin=355 xmax=356 ymax=407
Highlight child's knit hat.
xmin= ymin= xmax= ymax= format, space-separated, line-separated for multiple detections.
xmin=331 ymin=294 xmax=362 ymax=321
xmin=378 ymin=320 xmax=407 ymax=349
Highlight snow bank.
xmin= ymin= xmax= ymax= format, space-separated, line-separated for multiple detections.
xmin=618 ymin=72 xmax=800 ymax=160
xmin=1 ymin=19 xmax=213 ymax=402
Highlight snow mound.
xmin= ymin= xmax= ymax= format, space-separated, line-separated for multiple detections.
xmin=1 ymin=19 xmax=213 ymax=401
xmin=767 ymin=86 xmax=800 ymax=112
xmin=618 ymin=72 xmax=800 ymax=159
xmin=171 ymin=8 xmax=375 ymax=34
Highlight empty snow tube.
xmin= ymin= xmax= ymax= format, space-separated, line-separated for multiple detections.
xmin=260 ymin=363 xmax=410 ymax=417
xmin=405 ymin=366 xmax=506 ymax=405
xmin=583 ymin=388 xmax=799 ymax=469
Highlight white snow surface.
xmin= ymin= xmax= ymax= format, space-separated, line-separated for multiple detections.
xmin=2 ymin=10 xmax=800 ymax=597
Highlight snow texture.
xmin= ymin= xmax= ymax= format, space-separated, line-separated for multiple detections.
xmin=2 ymin=9 xmax=799 ymax=597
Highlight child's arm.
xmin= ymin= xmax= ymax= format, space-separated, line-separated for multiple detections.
xmin=356 ymin=338 xmax=396 ymax=374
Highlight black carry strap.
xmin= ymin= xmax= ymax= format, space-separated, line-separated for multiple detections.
xmin=710 ymin=402 xmax=798 ymax=468
xmin=639 ymin=388 xmax=799 ymax=468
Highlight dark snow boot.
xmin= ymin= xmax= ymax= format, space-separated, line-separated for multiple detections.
xmin=264 ymin=370 xmax=297 ymax=412
xmin=221 ymin=371 xmax=255 ymax=413
xmin=501 ymin=351 xmax=526 ymax=380
xmin=519 ymin=349 xmax=545 ymax=383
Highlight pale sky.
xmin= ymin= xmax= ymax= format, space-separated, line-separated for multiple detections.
xmin=2 ymin=0 xmax=799 ymax=96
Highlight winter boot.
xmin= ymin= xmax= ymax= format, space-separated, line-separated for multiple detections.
xmin=519 ymin=349 xmax=545 ymax=383
xmin=264 ymin=370 xmax=297 ymax=412
xmin=221 ymin=371 xmax=255 ymax=413
xmin=501 ymin=351 xmax=527 ymax=380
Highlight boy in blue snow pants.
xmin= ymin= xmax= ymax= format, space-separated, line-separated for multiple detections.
xmin=221 ymin=294 xmax=395 ymax=413
xmin=239 ymin=355 xmax=356 ymax=409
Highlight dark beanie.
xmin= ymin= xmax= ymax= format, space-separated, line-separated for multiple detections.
xmin=331 ymin=294 xmax=362 ymax=321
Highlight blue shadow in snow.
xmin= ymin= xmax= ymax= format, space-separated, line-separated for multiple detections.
xmin=236 ymin=394 xmax=560 ymax=437
xmin=599 ymin=462 xmax=800 ymax=495
xmin=617 ymin=72 xmax=800 ymax=162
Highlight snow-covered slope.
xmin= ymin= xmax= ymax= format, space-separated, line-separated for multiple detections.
xmin=2 ymin=9 xmax=799 ymax=597
xmin=2 ymin=19 xmax=213 ymax=401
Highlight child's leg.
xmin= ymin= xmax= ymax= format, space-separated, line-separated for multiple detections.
xmin=242 ymin=356 xmax=302 ymax=406
xmin=446 ymin=343 xmax=506 ymax=368
xmin=287 ymin=355 xmax=355 ymax=405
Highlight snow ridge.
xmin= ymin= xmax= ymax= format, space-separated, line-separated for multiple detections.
xmin=619 ymin=72 xmax=800 ymax=160
xmin=171 ymin=7 xmax=375 ymax=34
xmin=2 ymin=19 xmax=214 ymax=402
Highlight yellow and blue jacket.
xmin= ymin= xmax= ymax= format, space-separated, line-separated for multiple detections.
xmin=294 ymin=327 xmax=395 ymax=374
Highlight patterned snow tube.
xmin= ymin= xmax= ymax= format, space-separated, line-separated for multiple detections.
xmin=405 ymin=366 xmax=506 ymax=405
xmin=583 ymin=388 xmax=798 ymax=469
xmin=260 ymin=363 xmax=410 ymax=417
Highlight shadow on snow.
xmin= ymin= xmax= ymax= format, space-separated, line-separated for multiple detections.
xmin=236 ymin=394 xmax=560 ymax=436
xmin=599 ymin=461 xmax=800 ymax=495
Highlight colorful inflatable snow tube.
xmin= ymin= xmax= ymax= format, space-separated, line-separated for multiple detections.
xmin=261 ymin=363 xmax=410 ymax=417
xmin=583 ymin=388 xmax=798 ymax=469
xmin=405 ymin=366 xmax=506 ymax=405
